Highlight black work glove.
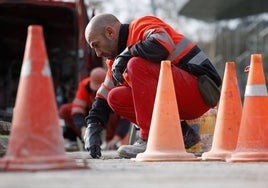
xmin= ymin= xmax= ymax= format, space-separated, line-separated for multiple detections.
xmin=112 ymin=47 xmax=132 ymax=86
xmin=84 ymin=122 xmax=103 ymax=158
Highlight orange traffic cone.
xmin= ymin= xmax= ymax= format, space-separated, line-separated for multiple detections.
xmin=0 ymin=25 xmax=87 ymax=171
xmin=133 ymin=60 xmax=198 ymax=162
xmin=227 ymin=54 xmax=268 ymax=162
xmin=202 ymin=62 xmax=242 ymax=161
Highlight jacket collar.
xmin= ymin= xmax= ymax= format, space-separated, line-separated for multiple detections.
xmin=117 ymin=24 xmax=129 ymax=54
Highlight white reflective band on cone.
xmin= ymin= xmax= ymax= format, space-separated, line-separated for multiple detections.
xmin=42 ymin=60 xmax=51 ymax=76
xmin=21 ymin=60 xmax=31 ymax=77
xmin=245 ymin=84 xmax=268 ymax=96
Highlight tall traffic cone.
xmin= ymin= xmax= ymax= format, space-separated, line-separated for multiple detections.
xmin=202 ymin=62 xmax=242 ymax=161
xmin=134 ymin=60 xmax=198 ymax=162
xmin=227 ymin=54 xmax=268 ymax=162
xmin=0 ymin=25 xmax=87 ymax=171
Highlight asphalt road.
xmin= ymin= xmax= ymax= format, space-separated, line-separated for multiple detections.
xmin=0 ymin=150 xmax=268 ymax=188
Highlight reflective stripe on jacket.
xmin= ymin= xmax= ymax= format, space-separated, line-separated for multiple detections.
xmin=71 ymin=77 xmax=95 ymax=115
xmin=128 ymin=16 xmax=221 ymax=86
xmin=96 ymin=59 xmax=114 ymax=100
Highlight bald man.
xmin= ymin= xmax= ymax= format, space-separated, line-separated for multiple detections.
xmin=84 ymin=14 xmax=222 ymax=158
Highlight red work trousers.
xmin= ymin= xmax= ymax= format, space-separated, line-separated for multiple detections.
xmin=107 ymin=57 xmax=210 ymax=140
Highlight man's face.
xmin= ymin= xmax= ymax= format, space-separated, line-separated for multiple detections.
xmin=87 ymin=31 xmax=118 ymax=60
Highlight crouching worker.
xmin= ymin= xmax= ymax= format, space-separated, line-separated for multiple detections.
xmin=84 ymin=14 xmax=222 ymax=158
xmin=59 ymin=67 xmax=130 ymax=151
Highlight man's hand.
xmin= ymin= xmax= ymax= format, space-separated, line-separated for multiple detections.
xmin=84 ymin=122 xmax=103 ymax=158
xmin=112 ymin=47 xmax=132 ymax=86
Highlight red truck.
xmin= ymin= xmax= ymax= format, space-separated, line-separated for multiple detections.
xmin=0 ymin=0 xmax=102 ymax=120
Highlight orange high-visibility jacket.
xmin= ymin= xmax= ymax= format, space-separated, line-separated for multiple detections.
xmin=71 ymin=77 xmax=95 ymax=115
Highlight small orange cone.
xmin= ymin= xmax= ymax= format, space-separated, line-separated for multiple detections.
xmin=227 ymin=54 xmax=268 ymax=162
xmin=133 ymin=60 xmax=198 ymax=162
xmin=0 ymin=25 xmax=87 ymax=171
xmin=202 ymin=62 xmax=242 ymax=161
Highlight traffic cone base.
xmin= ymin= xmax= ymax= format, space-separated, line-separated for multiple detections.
xmin=132 ymin=60 xmax=198 ymax=162
xmin=226 ymin=152 xmax=268 ymax=162
xmin=202 ymin=150 xmax=232 ymax=161
xmin=134 ymin=151 xmax=199 ymax=162
xmin=0 ymin=155 xmax=87 ymax=171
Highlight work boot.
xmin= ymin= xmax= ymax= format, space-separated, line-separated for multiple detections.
xmin=181 ymin=120 xmax=200 ymax=149
xmin=64 ymin=139 xmax=79 ymax=152
xmin=117 ymin=138 xmax=147 ymax=159
xmin=62 ymin=125 xmax=79 ymax=151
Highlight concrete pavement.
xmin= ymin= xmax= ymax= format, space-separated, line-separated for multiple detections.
xmin=0 ymin=150 xmax=268 ymax=188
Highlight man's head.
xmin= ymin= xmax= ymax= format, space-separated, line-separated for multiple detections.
xmin=89 ymin=67 xmax=106 ymax=91
xmin=85 ymin=14 xmax=121 ymax=60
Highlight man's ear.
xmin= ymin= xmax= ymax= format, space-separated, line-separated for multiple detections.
xmin=105 ymin=26 xmax=115 ymax=39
